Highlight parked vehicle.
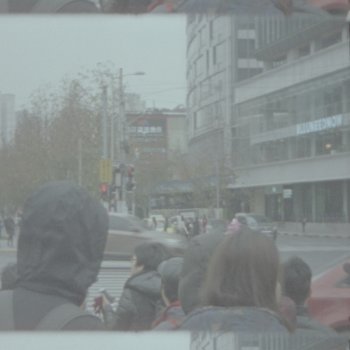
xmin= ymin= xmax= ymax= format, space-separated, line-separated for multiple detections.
xmin=106 ymin=213 xmax=186 ymax=257
xmin=234 ymin=213 xmax=278 ymax=241
xmin=206 ymin=219 xmax=229 ymax=234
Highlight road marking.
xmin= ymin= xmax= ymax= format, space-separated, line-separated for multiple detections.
xmin=313 ymin=252 xmax=350 ymax=281
xmin=280 ymin=246 xmax=350 ymax=252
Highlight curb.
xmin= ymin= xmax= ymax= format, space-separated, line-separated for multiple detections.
xmin=278 ymin=231 xmax=350 ymax=239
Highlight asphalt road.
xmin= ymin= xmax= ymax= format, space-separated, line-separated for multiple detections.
xmin=276 ymin=235 xmax=350 ymax=279
xmin=0 ymin=234 xmax=349 ymax=288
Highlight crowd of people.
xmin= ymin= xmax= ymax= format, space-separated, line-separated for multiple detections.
xmin=0 ymin=181 xmax=347 ymax=349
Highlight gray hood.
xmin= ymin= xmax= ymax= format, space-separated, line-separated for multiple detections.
xmin=17 ymin=181 xmax=108 ymax=306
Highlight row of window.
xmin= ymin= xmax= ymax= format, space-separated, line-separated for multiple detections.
xmin=233 ymin=128 xmax=350 ymax=167
xmin=266 ymin=180 xmax=350 ymax=223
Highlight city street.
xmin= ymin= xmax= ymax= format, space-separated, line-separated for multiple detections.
xmin=0 ymin=234 xmax=350 ymax=286
xmin=276 ymin=235 xmax=350 ymax=279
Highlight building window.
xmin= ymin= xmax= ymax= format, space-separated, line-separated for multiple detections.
xmin=315 ymin=130 xmax=342 ymax=156
xmin=237 ymin=38 xmax=255 ymax=59
xmin=209 ymin=20 xmax=213 ymax=41
xmin=315 ymin=181 xmax=344 ymax=222
xmin=296 ymin=136 xmax=311 ymax=158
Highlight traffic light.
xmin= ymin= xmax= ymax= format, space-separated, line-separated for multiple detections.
xmin=126 ymin=164 xmax=135 ymax=191
xmin=99 ymin=183 xmax=109 ymax=201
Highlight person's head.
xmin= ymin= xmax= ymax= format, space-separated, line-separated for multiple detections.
xmin=158 ymin=257 xmax=183 ymax=305
xmin=178 ymin=232 xmax=224 ymax=314
xmin=132 ymin=241 xmax=172 ymax=275
xmin=17 ymin=181 xmax=108 ymax=306
xmin=1 ymin=263 xmax=17 ymax=290
xmin=202 ymin=227 xmax=280 ymax=312
xmin=283 ymin=256 xmax=312 ymax=306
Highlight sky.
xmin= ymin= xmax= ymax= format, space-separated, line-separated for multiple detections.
xmin=0 ymin=14 xmax=186 ymax=110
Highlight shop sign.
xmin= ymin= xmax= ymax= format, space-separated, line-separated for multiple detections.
xmin=129 ymin=126 xmax=163 ymax=134
xmin=283 ymin=189 xmax=293 ymax=199
xmin=296 ymin=115 xmax=343 ymax=136
xmin=265 ymin=185 xmax=283 ymax=195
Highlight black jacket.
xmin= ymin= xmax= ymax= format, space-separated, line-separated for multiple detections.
xmin=0 ymin=181 xmax=108 ymax=330
xmin=107 ymin=270 xmax=162 ymax=331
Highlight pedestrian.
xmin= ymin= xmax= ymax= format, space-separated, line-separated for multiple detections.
xmin=201 ymin=214 xmax=208 ymax=234
xmin=1 ymin=263 xmax=17 ymax=291
xmin=102 ymin=241 xmax=172 ymax=331
xmin=0 ymin=181 xmax=109 ymax=330
xmin=152 ymin=257 xmax=185 ymax=330
xmin=178 ymin=216 xmax=189 ymax=238
xmin=192 ymin=216 xmax=200 ymax=237
xmin=179 ymin=227 xmax=290 ymax=332
xmin=4 ymin=215 xmax=15 ymax=247
xmin=163 ymin=216 xmax=169 ymax=233
xmin=302 ymin=217 xmax=307 ymax=233
xmin=152 ymin=216 xmax=157 ymax=230
xmin=283 ymin=256 xmax=337 ymax=334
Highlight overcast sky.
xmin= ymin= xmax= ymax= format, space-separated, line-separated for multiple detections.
xmin=0 ymin=15 xmax=186 ymax=110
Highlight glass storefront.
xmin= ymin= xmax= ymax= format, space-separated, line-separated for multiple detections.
xmin=262 ymin=181 xmax=349 ymax=223
xmin=234 ymin=74 xmax=350 ymax=166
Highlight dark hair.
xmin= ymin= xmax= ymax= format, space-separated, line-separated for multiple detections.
xmin=1 ymin=263 xmax=17 ymax=290
xmin=283 ymin=256 xmax=312 ymax=305
xmin=159 ymin=257 xmax=183 ymax=303
xmin=134 ymin=242 xmax=172 ymax=271
xmin=202 ymin=227 xmax=279 ymax=312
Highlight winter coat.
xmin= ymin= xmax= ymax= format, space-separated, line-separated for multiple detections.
xmin=4 ymin=217 xmax=15 ymax=235
xmin=179 ymin=306 xmax=289 ymax=333
xmin=178 ymin=232 xmax=224 ymax=314
xmin=109 ymin=270 xmax=162 ymax=331
xmin=152 ymin=301 xmax=185 ymax=330
xmin=0 ymin=181 xmax=108 ymax=330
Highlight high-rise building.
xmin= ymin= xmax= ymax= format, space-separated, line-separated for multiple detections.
xmin=186 ymin=14 xmax=263 ymax=168
xmin=186 ymin=5 xmax=350 ymax=233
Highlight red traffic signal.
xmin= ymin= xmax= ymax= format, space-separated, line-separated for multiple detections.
xmin=99 ymin=183 xmax=108 ymax=193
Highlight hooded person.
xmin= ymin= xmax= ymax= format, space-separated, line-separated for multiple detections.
xmin=152 ymin=257 xmax=185 ymax=330
xmin=0 ymin=181 xmax=108 ymax=330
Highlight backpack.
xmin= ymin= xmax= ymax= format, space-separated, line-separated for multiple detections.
xmin=0 ymin=290 xmax=99 ymax=330
xmin=0 ymin=0 xmax=94 ymax=13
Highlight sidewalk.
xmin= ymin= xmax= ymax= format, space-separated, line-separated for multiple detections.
xmin=0 ymin=237 xmax=17 ymax=252
xmin=277 ymin=222 xmax=350 ymax=239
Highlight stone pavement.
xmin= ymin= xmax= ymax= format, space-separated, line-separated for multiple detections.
xmin=277 ymin=222 xmax=350 ymax=239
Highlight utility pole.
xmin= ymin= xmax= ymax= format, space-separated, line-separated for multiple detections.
xmin=216 ymin=156 xmax=221 ymax=219
xmin=102 ymin=85 xmax=108 ymax=160
xmin=117 ymin=68 xmax=127 ymax=213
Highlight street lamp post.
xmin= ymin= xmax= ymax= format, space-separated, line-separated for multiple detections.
xmin=112 ymin=68 xmax=145 ymax=213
